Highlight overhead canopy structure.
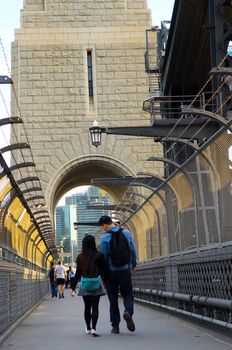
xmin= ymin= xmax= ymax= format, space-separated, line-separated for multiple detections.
xmin=161 ymin=0 xmax=232 ymax=95
xmin=0 ymin=94 xmax=56 ymax=266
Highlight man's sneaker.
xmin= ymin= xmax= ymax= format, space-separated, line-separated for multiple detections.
xmin=123 ymin=312 xmax=135 ymax=332
xmin=85 ymin=328 xmax=91 ymax=335
xmin=111 ymin=326 xmax=120 ymax=334
xmin=91 ymin=329 xmax=100 ymax=337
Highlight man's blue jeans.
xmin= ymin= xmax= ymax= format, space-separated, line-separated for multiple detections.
xmin=106 ymin=268 xmax=134 ymax=327
xmin=50 ymin=280 xmax=57 ymax=297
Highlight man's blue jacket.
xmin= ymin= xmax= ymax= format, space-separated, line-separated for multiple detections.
xmin=100 ymin=226 xmax=137 ymax=271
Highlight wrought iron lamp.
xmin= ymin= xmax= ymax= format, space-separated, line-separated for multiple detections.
xmin=73 ymin=222 xmax=78 ymax=230
xmin=89 ymin=120 xmax=104 ymax=147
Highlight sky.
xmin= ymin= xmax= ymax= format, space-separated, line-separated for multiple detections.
xmin=0 ymin=0 xmax=175 ymax=204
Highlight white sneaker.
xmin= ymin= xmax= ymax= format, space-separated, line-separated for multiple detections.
xmin=71 ymin=291 xmax=75 ymax=297
xmin=86 ymin=329 xmax=91 ymax=335
xmin=91 ymin=329 xmax=100 ymax=337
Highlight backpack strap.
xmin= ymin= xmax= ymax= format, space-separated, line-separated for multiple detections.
xmin=109 ymin=227 xmax=123 ymax=235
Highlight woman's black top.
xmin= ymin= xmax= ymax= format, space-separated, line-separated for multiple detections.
xmin=72 ymin=251 xmax=107 ymax=290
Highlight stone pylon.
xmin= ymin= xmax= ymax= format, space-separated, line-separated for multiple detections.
xmin=11 ymin=0 xmax=162 ymax=228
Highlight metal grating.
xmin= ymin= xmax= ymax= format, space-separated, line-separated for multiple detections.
xmin=0 ymin=262 xmax=49 ymax=337
xmin=178 ymin=259 xmax=232 ymax=299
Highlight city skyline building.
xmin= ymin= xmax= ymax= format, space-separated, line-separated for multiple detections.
xmin=68 ymin=187 xmax=112 ymax=253
xmin=55 ymin=203 xmax=77 ymax=264
xmin=55 ymin=186 xmax=112 ymax=258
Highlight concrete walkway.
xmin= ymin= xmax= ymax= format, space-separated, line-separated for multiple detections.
xmin=1 ymin=289 xmax=232 ymax=350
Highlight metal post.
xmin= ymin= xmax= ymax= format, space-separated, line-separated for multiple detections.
xmin=209 ymin=0 xmax=218 ymax=91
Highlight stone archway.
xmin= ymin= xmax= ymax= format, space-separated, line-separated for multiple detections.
xmin=47 ymin=154 xmax=136 ymax=218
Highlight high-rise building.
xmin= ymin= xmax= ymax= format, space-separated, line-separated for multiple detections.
xmin=65 ymin=186 xmax=112 ymax=253
xmin=55 ymin=204 xmax=77 ymax=264
xmin=55 ymin=187 xmax=112 ymax=261
xmin=55 ymin=207 xmax=65 ymax=248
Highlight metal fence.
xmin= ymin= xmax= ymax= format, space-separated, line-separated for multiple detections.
xmin=129 ymin=119 xmax=232 ymax=328
xmin=0 ymin=256 xmax=48 ymax=337
xmin=133 ymin=244 xmax=232 ymax=328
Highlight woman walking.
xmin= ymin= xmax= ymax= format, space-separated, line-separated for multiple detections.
xmin=72 ymin=235 xmax=107 ymax=337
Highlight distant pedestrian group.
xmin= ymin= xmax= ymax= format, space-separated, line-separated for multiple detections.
xmin=48 ymin=215 xmax=137 ymax=337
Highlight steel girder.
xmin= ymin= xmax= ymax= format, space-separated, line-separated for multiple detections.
xmin=0 ymin=117 xmax=22 ymax=126
xmin=91 ymin=176 xmax=163 ymax=188
xmin=0 ymin=143 xmax=30 ymax=153
xmin=102 ymin=121 xmax=219 ymax=141
xmin=0 ymin=75 xmax=12 ymax=84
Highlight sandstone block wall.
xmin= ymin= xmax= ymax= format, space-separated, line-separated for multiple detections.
xmin=12 ymin=0 xmax=163 ymax=206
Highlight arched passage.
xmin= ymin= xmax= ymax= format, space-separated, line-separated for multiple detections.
xmin=45 ymin=154 xmax=152 ymax=257
xmin=47 ymin=155 xmax=136 ymax=215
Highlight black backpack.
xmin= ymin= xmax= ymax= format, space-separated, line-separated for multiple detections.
xmin=49 ymin=267 xmax=55 ymax=280
xmin=109 ymin=228 xmax=131 ymax=266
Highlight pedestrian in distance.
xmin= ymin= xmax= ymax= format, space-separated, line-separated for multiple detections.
xmin=65 ymin=266 xmax=72 ymax=289
xmin=68 ymin=266 xmax=75 ymax=290
xmin=99 ymin=215 xmax=137 ymax=334
xmin=55 ymin=260 xmax=66 ymax=299
xmin=71 ymin=234 xmax=107 ymax=337
xmin=47 ymin=261 xmax=57 ymax=298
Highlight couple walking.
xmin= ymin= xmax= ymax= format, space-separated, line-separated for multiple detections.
xmin=71 ymin=215 xmax=137 ymax=337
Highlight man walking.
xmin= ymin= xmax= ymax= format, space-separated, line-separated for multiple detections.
xmin=99 ymin=215 xmax=137 ymax=334
xmin=55 ymin=260 xmax=66 ymax=298
xmin=47 ymin=261 xmax=57 ymax=298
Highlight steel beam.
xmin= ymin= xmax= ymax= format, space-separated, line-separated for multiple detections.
xmin=17 ymin=176 xmax=40 ymax=185
xmin=0 ymin=117 xmax=22 ymax=126
xmin=124 ymin=191 xmax=148 ymax=200
xmin=91 ymin=176 xmax=163 ymax=188
xmin=32 ymin=209 xmax=49 ymax=215
xmin=24 ymin=195 xmax=45 ymax=202
xmin=103 ymin=121 xmax=219 ymax=140
xmin=35 ymin=215 xmax=51 ymax=221
xmin=182 ymin=107 xmax=231 ymax=128
xmin=74 ymin=222 xmax=100 ymax=226
xmin=0 ymin=75 xmax=12 ymax=84
xmin=86 ymin=205 xmax=117 ymax=210
xmin=147 ymin=156 xmax=181 ymax=169
xmin=115 ymin=204 xmax=138 ymax=213
xmin=161 ymin=137 xmax=199 ymax=151
xmin=0 ymin=143 xmax=30 ymax=154
xmin=10 ymin=162 xmax=35 ymax=172
xmin=22 ymin=187 xmax=43 ymax=195
xmin=39 ymin=224 xmax=52 ymax=230
xmin=87 ymin=204 xmax=138 ymax=211
xmin=38 ymin=222 xmax=52 ymax=228
xmin=41 ymin=229 xmax=52 ymax=233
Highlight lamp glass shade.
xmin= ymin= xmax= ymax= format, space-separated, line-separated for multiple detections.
xmin=90 ymin=125 xmax=102 ymax=147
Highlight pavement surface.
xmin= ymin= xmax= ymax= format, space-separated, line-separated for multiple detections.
xmin=1 ymin=289 xmax=232 ymax=350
